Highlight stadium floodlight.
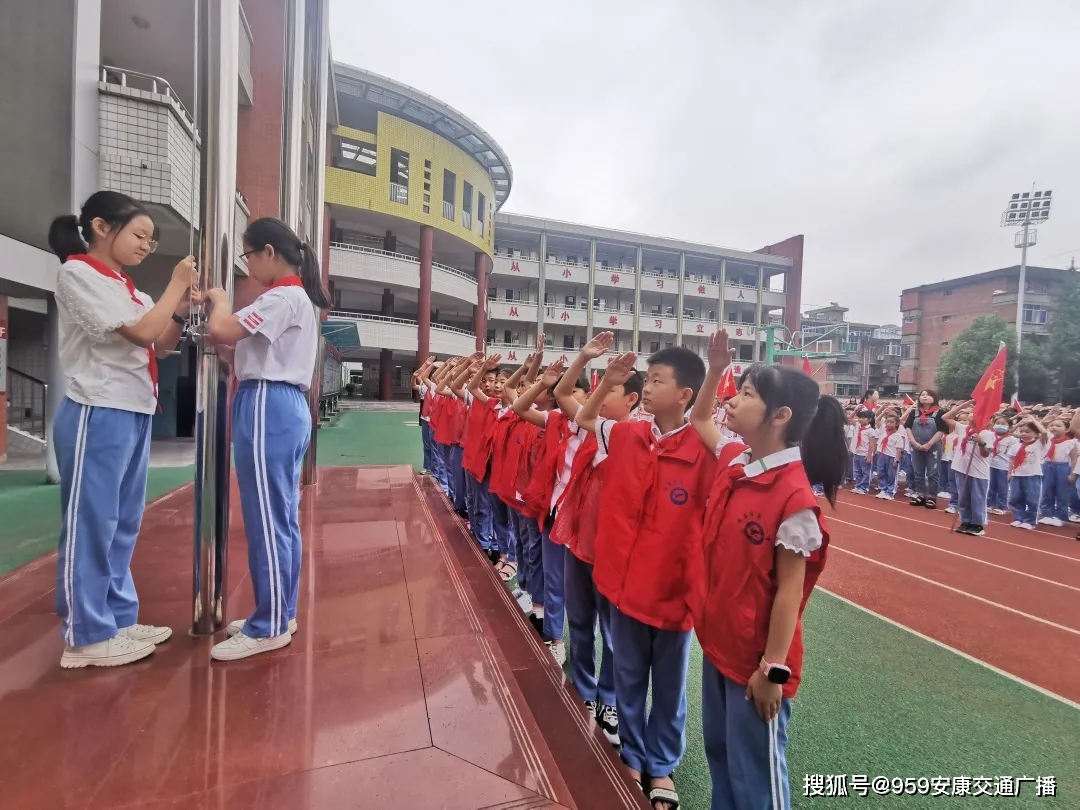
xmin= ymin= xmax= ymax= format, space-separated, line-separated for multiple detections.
xmin=1000 ymin=185 xmax=1052 ymax=380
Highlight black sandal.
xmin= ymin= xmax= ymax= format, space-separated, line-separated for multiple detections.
xmin=924 ymin=498 xmax=937 ymax=510
xmin=497 ymin=561 xmax=517 ymax=582
xmin=648 ymin=783 xmax=680 ymax=810
xmin=909 ymin=495 xmax=925 ymax=507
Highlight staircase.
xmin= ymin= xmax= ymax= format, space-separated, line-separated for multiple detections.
xmin=6 ymin=369 xmax=47 ymax=454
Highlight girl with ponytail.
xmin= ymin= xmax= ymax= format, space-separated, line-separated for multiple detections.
xmin=202 ymin=217 xmax=329 ymax=661
xmin=48 ymin=190 xmax=198 ymax=669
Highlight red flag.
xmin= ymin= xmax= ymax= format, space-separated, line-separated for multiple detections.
xmin=1010 ymin=392 xmax=1024 ymax=413
xmin=902 ymin=393 xmax=916 ymax=407
xmin=716 ymin=366 xmax=738 ymax=400
xmin=971 ymin=342 xmax=1007 ymax=430
xmin=590 ymin=370 xmax=599 ymax=390
xmin=801 ymin=356 xmax=813 ymax=376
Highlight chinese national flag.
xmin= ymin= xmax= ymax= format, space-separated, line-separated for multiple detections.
xmin=971 ymin=342 xmax=1007 ymax=430
xmin=801 ymin=356 xmax=813 ymax=376
xmin=590 ymin=370 xmax=600 ymax=390
xmin=1010 ymin=392 xmax=1024 ymax=413
xmin=902 ymin=394 xmax=916 ymax=407
xmin=716 ymin=366 xmax=738 ymax=399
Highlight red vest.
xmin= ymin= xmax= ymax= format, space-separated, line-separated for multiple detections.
xmin=490 ymin=411 xmax=530 ymax=506
xmin=593 ymin=422 xmax=727 ymax=631
xmin=462 ymin=398 xmax=498 ymax=480
xmin=551 ymin=433 xmax=603 ymax=560
xmin=692 ymin=458 xmax=828 ymax=699
xmin=429 ymin=395 xmax=450 ymax=444
xmin=447 ymin=398 xmax=467 ymax=446
xmin=522 ymin=411 xmax=571 ymax=526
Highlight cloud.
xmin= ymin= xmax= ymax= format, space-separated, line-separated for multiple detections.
xmin=330 ymin=0 xmax=1080 ymax=324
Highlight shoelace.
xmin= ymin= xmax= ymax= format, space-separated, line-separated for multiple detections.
xmin=601 ymin=705 xmax=618 ymax=723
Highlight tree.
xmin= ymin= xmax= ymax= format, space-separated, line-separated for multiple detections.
xmin=1048 ymin=268 xmax=1080 ymax=404
xmin=1018 ymin=342 xmax=1051 ymax=403
xmin=935 ymin=315 xmax=1017 ymax=401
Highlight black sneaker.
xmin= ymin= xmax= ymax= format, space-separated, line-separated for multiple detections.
xmin=910 ymin=496 xmax=926 ymax=507
xmin=924 ymin=498 xmax=937 ymax=510
xmin=955 ymin=523 xmax=973 ymax=535
xmin=967 ymin=525 xmax=986 ymax=537
xmin=584 ymin=699 xmax=597 ymax=716
xmin=486 ymin=548 xmax=501 ymax=565
xmin=528 ymin=613 xmax=548 ymax=640
xmin=596 ymin=703 xmax=621 ymax=747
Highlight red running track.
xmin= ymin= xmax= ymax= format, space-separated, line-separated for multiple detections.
xmin=818 ymin=489 xmax=1080 ymax=705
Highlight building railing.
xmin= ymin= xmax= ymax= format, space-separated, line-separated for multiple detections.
xmin=330 ymin=242 xmax=473 ymax=281
xmin=6 ymin=368 xmax=47 ymax=439
xmin=100 ymin=65 xmax=195 ymax=131
xmin=327 ymin=310 xmax=475 ymax=338
xmin=389 ymin=182 xmax=408 ymax=205
xmin=462 ymin=210 xmax=473 ymax=230
xmin=442 ymin=201 xmax=455 ymax=221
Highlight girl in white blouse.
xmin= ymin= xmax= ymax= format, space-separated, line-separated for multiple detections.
xmin=48 ymin=191 xmax=197 ymax=669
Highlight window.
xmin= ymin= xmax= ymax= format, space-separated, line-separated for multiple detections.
xmin=565 ymin=295 xmax=576 ymax=307
xmin=835 ymin=384 xmax=860 ymax=398
xmin=389 ymin=148 xmax=409 ymax=204
xmin=333 ymin=136 xmax=377 ymax=176
xmin=477 ymin=192 xmax=487 ymax=236
xmin=886 ymin=343 xmax=902 ymax=356
xmin=1023 ymin=305 xmax=1048 ymax=325
xmin=487 ymin=286 xmax=497 ymax=300
xmin=443 ymin=170 xmax=456 ymax=220
xmin=901 ymin=344 xmax=911 ymax=360
xmin=649 ymin=341 xmax=660 ymax=353
xmin=943 ymin=289 xmax=953 ymax=296
xmin=462 ymin=182 xmax=473 ymax=229
xmin=941 ymin=315 xmax=952 ymax=322
xmin=563 ymin=334 xmax=575 ymax=349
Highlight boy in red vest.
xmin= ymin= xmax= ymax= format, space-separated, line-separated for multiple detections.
xmin=574 ymin=343 xmax=722 ymax=808
xmin=458 ymin=355 xmax=506 ymax=557
xmin=689 ymin=330 xmax=846 ymax=810
xmin=435 ymin=356 xmax=476 ymax=515
xmin=551 ymin=333 xmax=643 ymax=748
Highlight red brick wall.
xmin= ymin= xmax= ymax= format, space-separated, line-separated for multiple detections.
xmin=234 ymin=0 xmax=287 ymax=312
xmin=907 ymin=277 xmax=1014 ymax=390
xmin=756 ymin=234 xmax=804 ymax=366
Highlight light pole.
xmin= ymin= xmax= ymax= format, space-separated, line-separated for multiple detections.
xmin=1000 ymin=185 xmax=1052 ymax=389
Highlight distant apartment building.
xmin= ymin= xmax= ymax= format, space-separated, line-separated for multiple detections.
xmin=899 ymin=265 xmax=1065 ymax=393
xmin=801 ymin=303 xmax=901 ymax=399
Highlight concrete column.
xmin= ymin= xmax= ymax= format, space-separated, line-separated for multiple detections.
xmin=755 ymin=264 xmax=765 ymax=360
xmin=473 ymin=251 xmax=488 ymax=352
xmin=379 ymin=348 xmax=393 ymax=400
xmin=381 ymin=288 xmax=394 ymax=316
xmin=586 ymin=239 xmax=596 ymax=341
xmin=418 ymin=225 xmax=433 ymax=363
xmin=718 ymin=258 xmax=727 ymax=330
xmin=632 ymin=246 xmax=643 ymax=352
xmin=537 ymin=232 xmax=547 ymax=342
xmin=676 ymin=251 xmax=686 ymax=345
xmin=191 ymin=0 xmax=240 ymax=636
xmin=44 ymin=297 xmax=62 ymax=483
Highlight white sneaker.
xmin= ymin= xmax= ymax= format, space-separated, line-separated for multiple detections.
xmin=119 ymin=623 xmax=173 ymax=645
xmin=944 ymin=507 xmax=956 ymax=515
xmin=937 ymin=492 xmax=949 ymax=499
xmin=226 ymin=618 xmax=297 ymax=637
xmin=210 ymin=631 xmax=292 ymax=661
xmin=1046 ymin=517 xmax=1064 ymax=528
xmin=516 ymin=591 xmax=533 ymax=613
xmin=60 ymin=634 xmax=156 ymax=669
xmin=1069 ymin=515 xmax=1080 ymax=524
xmin=1020 ymin=523 xmax=1035 ymax=531
xmin=1010 ymin=520 xmax=1023 ymax=528
xmin=547 ymin=640 xmax=567 ymax=666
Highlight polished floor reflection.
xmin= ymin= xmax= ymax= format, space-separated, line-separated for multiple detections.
xmin=0 ymin=467 xmax=642 ymax=809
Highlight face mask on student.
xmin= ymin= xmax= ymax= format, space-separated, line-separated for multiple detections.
xmin=994 ymin=425 xmax=1010 ymax=434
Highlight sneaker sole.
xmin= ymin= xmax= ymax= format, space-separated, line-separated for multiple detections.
xmin=227 ymin=620 xmax=298 ymax=638
xmin=602 ymin=729 xmax=621 ymax=747
xmin=210 ymin=632 xmax=293 ymax=662
xmin=60 ymin=643 xmax=156 ymax=669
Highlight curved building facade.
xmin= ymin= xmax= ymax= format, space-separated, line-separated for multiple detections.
xmin=324 ymin=63 xmax=511 ymax=398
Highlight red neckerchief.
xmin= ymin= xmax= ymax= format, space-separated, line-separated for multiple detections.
xmin=879 ymin=428 xmax=896 ymax=453
xmin=70 ymin=254 xmax=158 ymax=403
xmin=918 ymin=406 xmax=935 ymax=424
xmin=856 ymin=425 xmax=867 ymax=448
xmin=992 ymin=433 xmax=1004 ymax=455
xmin=1049 ymin=435 xmax=1069 ymax=462
xmin=1012 ymin=440 xmax=1035 ymax=471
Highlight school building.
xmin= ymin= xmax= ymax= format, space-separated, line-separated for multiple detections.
xmin=0 ymin=0 xmax=329 ymax=464
xmin=898 ymin=264 xmax=1068 ymax=394
xmin=800 ymin=303 xmax=902 ymax=399
xmin=322 ymin=64 xmax=806 ymax=399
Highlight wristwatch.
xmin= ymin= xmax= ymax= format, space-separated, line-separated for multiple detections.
xmin=171 ymin=313 xmax=186 ymax=325
xmin=761 ymin=658 xmax=791 ymax=685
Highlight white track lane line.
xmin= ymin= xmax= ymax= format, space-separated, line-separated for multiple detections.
xmin=828 ymin=546 xmax=1080 ymax=635
xmin=829 ymin=517 xmax=1080 ymax=592
xmin=832 ymin=497 xmax=1080 ymax=563
xmin=818 ymin=589 xmax=1080 ymax=712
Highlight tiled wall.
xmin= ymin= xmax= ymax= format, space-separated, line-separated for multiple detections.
xmin=98 ymin=85 xmax=200 ymax=224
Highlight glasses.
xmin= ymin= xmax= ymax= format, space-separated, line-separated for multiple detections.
xmin=133 ymin=234 xmax=159 ymax=254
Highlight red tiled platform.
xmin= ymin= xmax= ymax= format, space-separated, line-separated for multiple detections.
xmin=0 ymin=466 xmax=644 ymax=809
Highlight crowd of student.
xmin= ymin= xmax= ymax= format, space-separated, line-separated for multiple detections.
xmin=415 ymin=330 xmax=849 ymax=810
xmin=840 ymin=393 xmax=1080 ymax=538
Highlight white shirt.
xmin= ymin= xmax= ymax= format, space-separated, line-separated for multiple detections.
xmin=953 ymin=426 xmax=996 ymax=480
xmin=988 ymin=433 xmax=1019 ymax=471
xmin=943 ymin=432 xmax=960 ymax=464
xmin=1010 ymin=439 xmax=1047 ymax=477
xmin=876 ymin=427 xmax=904 ymax=459
xmin=849 ymin=424 xmax=873 ymax=455
xmin=1046 ymin=437 xmax=1077 ymax=464
xmin=724 ymin=446 xmax=823 ymax=557
xmin=234 ymin=286 xmax=318 ymax=390
xmin=593 ymin=415 xmax=691 ymax=464
xmin=55 ymin=257 xmax=158 ymax=415
xmin=551 ymin=420 xmax=585 ymax=511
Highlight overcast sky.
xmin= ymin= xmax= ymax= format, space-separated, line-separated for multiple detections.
xmin=330 ymin=0 xmax=1080 ymax=325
